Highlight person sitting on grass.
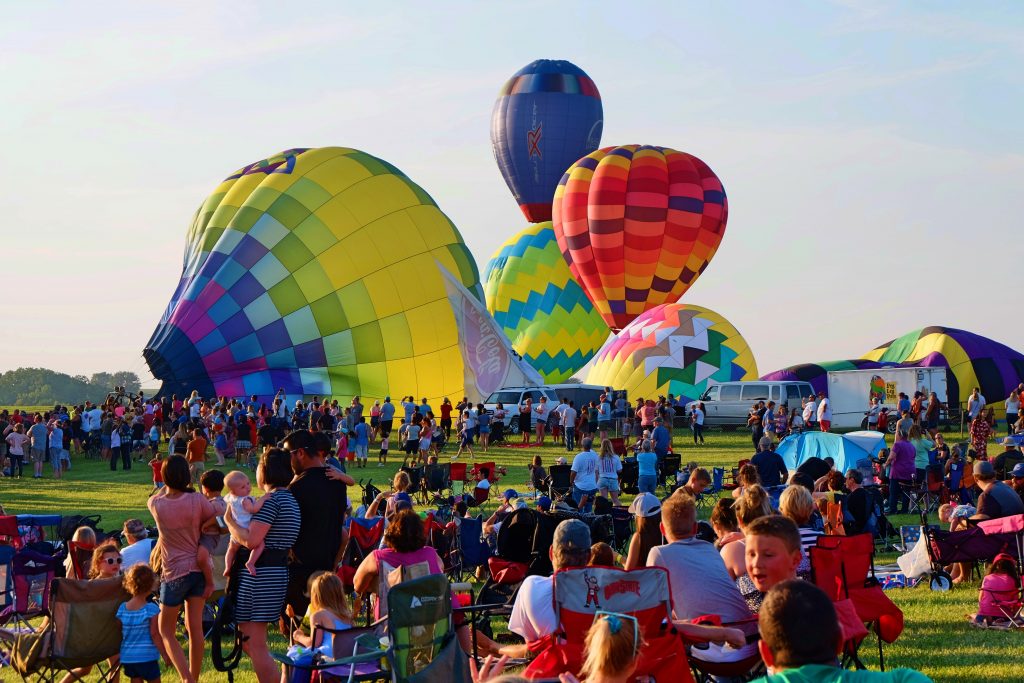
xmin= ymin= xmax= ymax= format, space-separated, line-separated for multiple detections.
xmin=751 ymin=580 xmax=931 ymax=682
xmin=970 ymin=553 xmax=1022 ymax=630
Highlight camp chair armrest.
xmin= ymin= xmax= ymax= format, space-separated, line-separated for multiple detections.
xmin=272 ymin=649 xmax=385 ymax=671
xmin=454 ymin=602 xmax=512 ymax=616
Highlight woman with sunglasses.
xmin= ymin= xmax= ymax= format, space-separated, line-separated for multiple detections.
xmin=88 ymin=540 xmax=123 ymax=579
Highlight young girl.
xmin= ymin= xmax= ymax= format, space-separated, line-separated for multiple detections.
xmin=529 ymin=455 xmax=547 ymax=492
xmin=117 ymin=564 xmax=165 ymax=683
xmin=290 ymin=573 xmax=354 ymax=657
xmin=579 ymin=611 xmax=642 ymax=683
xmin=971 ymin=554 xmax=1021 ymax=629
xmin=455 ymin=411 xmax=475 ymax=460
xmin=789 ymin=408 xmax=804 ymax=433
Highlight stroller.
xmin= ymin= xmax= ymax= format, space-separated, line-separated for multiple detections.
xmin=924 ymin=513 xmax=1024 ymax=591
xmin=529 ymin=510 xmax=614 ymax=576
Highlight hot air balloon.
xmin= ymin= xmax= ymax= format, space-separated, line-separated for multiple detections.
xmin=762 ymin=326 xmax=1024 ymax=410
xmin=491 ymin=59 xmax=603 ymax=223
xmin=484 ymin=222 xmax=610 ymax=383
xmin=585 ymin=303 xmax=757 ymax=403
xmin=552 ymin=145 xmax=728 ymax=331
xmin=144 ymin=147 xmax=482 ymax=403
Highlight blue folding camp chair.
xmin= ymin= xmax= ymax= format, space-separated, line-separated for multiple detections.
xmin=452 ymin=516 xmax=490 ymax=582
xmin=696 ymin=467 xmax=725 ymax=510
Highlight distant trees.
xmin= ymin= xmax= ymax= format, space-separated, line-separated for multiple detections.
xmin=0 ymin=368 xmax=141 ymax=406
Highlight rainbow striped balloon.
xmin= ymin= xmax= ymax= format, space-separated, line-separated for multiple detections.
xmin=552 ymin=145 xmax=727 ymax=330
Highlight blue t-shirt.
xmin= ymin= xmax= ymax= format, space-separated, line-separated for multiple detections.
xmin=117 ymin=601 xmax=160 ymax=663
xmin=898 ymin=398 xmax=911 ymax=413
xmin=149 ymin=426 xmax=160 ymax=441
xmin=421 ymin=403 xmax=433 ymax=416
xmin=651 ymin=426 xmax=671 ymax=453
xmin=380 ymin=402 xmax=396 ymax=421
xmin=28 ymin=423 xmax=48 ymax=448
xmin=354 ymin=422 xmax=370 ymax=446
xmin=598 ymin=401 xmax=612 ymax=422
xmin=638 ymin=451 xmax=658 ymax=476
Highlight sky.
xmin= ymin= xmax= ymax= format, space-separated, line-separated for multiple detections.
xmin=1 ymin=1 xmax=1021 ymax=389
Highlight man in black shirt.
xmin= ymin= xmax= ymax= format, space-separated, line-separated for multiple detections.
xmin=973 ymin=460 xmax=1024 ymax=520
xmin=842 ymin=469 xmax=873 ymax=535
xmin=795 ymin=456 xmax=832 ymax=484
xmin=283 ymin=429 xmax=349 ymax=619
xmin=751 ymin=436 xmax=788 ymax=487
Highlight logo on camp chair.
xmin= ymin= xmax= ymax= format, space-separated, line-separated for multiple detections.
xmin=584 ymin=573 xmax=600 ymax=608
xmin=603 ymin=578 xmax=641 ymax=601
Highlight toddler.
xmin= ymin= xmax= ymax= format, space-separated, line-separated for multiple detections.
xmin=378 ymin=435 xmax=389 ymax=467
xmin=223 ymin=470 xmax=266 ymax=576
xmin=117 ymin=564 xmax=165 ymax=682
xmin=971 ymin=553 xmax=1021 ymax=629
xmin=937 ymin=502 xmax=976 ymax=533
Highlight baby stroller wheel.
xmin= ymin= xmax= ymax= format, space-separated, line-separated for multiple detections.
xmin=929 ymin=571 xmax=952 ymax=591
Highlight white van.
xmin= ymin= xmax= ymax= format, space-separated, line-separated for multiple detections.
xmin=688 ymin=381 xmax=815 ymax=428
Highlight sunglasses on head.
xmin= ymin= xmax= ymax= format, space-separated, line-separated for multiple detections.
xmin=105 ymin=557 xmax=123 ymax=565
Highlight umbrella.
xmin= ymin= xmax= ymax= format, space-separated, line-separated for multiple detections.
xmin=777 ymin=430 xmax=887 ymax=475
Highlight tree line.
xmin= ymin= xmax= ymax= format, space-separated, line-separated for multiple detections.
xmin=0 ymin=368 xmax=142 ymax=406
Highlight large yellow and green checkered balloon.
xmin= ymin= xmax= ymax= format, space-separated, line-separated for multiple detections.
xmin=484 ymin=222 xmax=610 ymax=383
xmin=145 ymin=147 xmax=481 ymax=402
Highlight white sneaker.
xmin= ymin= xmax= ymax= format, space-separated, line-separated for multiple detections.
xmin=378 ymin=463 xmax=384 ymax=468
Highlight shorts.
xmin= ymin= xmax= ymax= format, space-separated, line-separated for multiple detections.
xmin=598 ymin=421 xmax=611 ymax=432
xmin=122 ymin=660 xmax=161 ymax=680
xmin=48 ymin=447 xmax=62 ymax=468
xmin=418 ymin=438 xmax=431 ymax=451
xmin=379 ymin=448 xmax=388 ymax=456
xmin=190 ymin=460 xmax=205 ymax=475
xmin=598 ymin=476 xmax=620 ymax=493
xmin=925 ymin=419 xmax=938 ymax=430
xmin=30 ymin=448 xmax=46 ymax=464
xmin=236 ymin=440 xmax=251 ymax=449
xmin=638 ymin=475 xmax=657 ymax=494
xmin=380 ymin=419 xmax=394 ymax=436
xmin=159 ymin=570 xmax=205 ymax=606
xmin=479 ymin=425 xmax=490 ymax=434
xmin=371 ymin=416 xmax=380 ymax=427
xmin=150 ymin=439 xmax=159 ymax=450
xmin=101 ymin=435 xmax=111 ymax=448
xmin=404 ymin=440 xmax=418 ymax=454
xmin=355 ymin=444 xmax=368 ymax=459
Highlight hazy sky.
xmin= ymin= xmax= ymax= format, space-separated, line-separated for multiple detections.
xmin=2 ymin=1 xmax=1021 ymax=387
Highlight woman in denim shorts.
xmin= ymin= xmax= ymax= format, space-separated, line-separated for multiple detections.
xmin=148 ymin=455 xmax=217 ymax=682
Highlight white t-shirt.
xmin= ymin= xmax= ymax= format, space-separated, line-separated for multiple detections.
xmin=477 ymin=479 xmax=491 ymax=491
xmin=571 ymin=450 xmax=600 ymax=490
xmin=121 ymin=538 xmax=154 ymax=570
xmin=552 ymin=403 xmax=567 ymax=419
xmin=803 ymin=400 xmax=816 ymax=422
xmin=598 ymin=454 xmax=622 ymax=478
xmin=535 ymin=402 xmax=550 ymax=422
xmin=87 ymin=408 xmax=103 ymax=431
xmin=508 ymin=575 xmax=557 ymax=643
xmin=561 ymin=406 xmax=578 ymax=427
xmin=817 ymin=398 xmax=832 ymax=421
xmin=867 ymin=404 xmax=881 ymax=423
xmin=693 ymin=408 xmax=705 ymax=426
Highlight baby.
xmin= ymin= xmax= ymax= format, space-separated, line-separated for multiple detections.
xmin=223 ymin=470 xmax=266 ymax=576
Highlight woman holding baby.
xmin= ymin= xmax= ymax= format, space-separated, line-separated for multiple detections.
xmin=148 ymin=454 xmax=217 ymax=682
xmin=224 ymin=447 xmax=301 ymax=683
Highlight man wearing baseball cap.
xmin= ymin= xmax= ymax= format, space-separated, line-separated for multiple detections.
xmin=483 ymin=489 xmax=520 ymax=538
xmin=120 ymin=519 xmax=154 ymax=569
xmin=1009 ymin=463 xmax=1024 ymax=505
xmin=972 ymin=459 xmax=1024 ymax=520
xmin=536 ymin=495 xmax=552 ymax=512
xmin=500 ymin=519 xmax=593 ymax=659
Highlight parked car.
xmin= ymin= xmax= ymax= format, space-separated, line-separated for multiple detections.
xmin=481 ymin=383 xmax=616 ymax=433
xmin=687 ymin=381 xmax=815 ymax=428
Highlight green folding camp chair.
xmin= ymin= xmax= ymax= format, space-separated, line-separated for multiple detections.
xmin=8 ymin=576 xmax=128 ymax=682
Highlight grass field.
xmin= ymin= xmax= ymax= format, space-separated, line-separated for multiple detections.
xmin=0 ymin=427 xmax=1016 ymax=681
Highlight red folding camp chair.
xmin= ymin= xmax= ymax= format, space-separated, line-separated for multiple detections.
xmin=811 ymin=533 xmax=904 ymax=670
xmin=0 ymin=517 xmax=23 ymax=550
xmin=470 ymin=462 xmax=498 ymax=483
xmin=524 ymin=566 xmax=694 ymax=682
xmin=68 ymin=542 xmax=96 ymax=580
xmin=450 ymin=462 xmax=468 ymax=497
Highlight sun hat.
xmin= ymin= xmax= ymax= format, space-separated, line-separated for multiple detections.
xmin=1001 ymin=437 xmax=1018 ymax=447
xmin=628 ymin=492 xmax=662 ymax=518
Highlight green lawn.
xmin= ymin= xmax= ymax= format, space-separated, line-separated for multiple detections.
xmin=0 ymin=427 xmax=1015 ymax=681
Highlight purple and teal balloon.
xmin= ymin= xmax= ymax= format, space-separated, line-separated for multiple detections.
xmin=490 ymin=59 xmax=603 ymax=223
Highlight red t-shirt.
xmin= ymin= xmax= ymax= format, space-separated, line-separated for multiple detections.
xmin=150 ymin=459 xmax=164 ymax=484
xmin=441 ymin=404 xmax=453 ymax=419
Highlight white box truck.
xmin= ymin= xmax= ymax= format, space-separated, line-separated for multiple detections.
xmin=826 ymin=367 xmax=948 ymax=430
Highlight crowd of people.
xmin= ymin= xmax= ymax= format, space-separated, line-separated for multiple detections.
xmin=9 ymin=383 xmax=1024 ymax=681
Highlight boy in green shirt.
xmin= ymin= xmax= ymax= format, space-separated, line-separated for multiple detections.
xmin=752 ymin=580 xmax=930 ymax=682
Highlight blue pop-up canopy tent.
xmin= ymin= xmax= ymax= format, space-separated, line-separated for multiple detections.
xmin=777 ymin=430 xmax=887 ymax=475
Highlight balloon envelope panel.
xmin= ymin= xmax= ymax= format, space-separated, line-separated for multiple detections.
xmin=585 ymin=303 xmax=757 ymax=402
xmin=552 ymin=145 xmax=728 ymax=330
xmin=483 ymin=222 xmax=610 ymax=383
xmin=491 ymin=59 xmax=603 ymax=223
xmin=145 ymin=147 xmax=481 ymax=402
